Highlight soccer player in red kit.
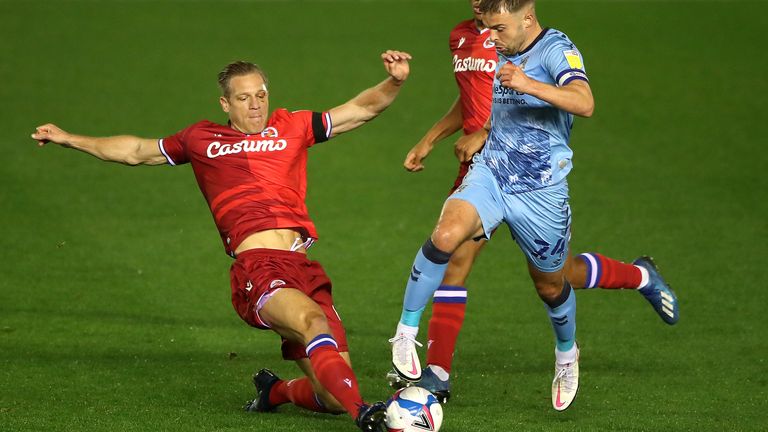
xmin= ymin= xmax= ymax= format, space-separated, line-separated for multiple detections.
xmin=394 ymin=0 xmax=678 ymax=404
xmin=32 ymin=50 xmax=411 ymax=432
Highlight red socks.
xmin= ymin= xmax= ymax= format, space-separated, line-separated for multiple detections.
xmin=577 ymin=253 xmax=642 ymax=289
xmin=306 ymin=334 xmax=363 ymax=416
xmin=426 ymin=285 xmax=467 ymax=373
xmin=269 ymin=378 xmax=326 ymax=412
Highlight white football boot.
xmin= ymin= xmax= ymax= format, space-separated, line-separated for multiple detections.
xmin=389 ymin=333 xmax=423 ymax=382
xmin=552 ymin=349 xmax=580 ymax=411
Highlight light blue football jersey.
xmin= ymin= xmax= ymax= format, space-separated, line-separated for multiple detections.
xmin=480 ymin=28 xmax=589 ymax=194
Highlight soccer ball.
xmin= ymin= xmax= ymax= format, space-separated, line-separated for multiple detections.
xmin=384 ymin=386 xmax=443 ymax=432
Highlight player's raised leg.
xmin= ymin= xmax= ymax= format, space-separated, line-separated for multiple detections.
xmin=391 ymin=198 xmax=484 ymax=382
xmin=566 ymin=253 xmax=679 ymax=324
xmin=255 ymin=288 xmax=386 ymax=430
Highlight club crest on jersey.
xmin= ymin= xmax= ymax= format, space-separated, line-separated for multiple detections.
xmin=483 ymin=36 xmax=495 ymax=49
xmin=261 ymin=127 xmax=278 ymax=137
xmin=519 ymin=56 xmax=529 ymax=71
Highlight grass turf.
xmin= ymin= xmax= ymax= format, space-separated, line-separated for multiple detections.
xmin=1 ymin=0 xmax=766 ymax=430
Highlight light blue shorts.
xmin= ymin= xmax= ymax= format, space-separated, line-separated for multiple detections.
xmin=448 ymin=161 xmax=571 ymax=272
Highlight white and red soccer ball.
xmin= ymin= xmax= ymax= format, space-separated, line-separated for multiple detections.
xmin=384 ymin=386 xmax=443 ymax=432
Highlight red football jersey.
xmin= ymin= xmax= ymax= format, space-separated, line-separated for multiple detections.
xmin=159 ymin=109 xmax=332 ymax=256
xmin=450 ymin=19 xmax=497 ymax=134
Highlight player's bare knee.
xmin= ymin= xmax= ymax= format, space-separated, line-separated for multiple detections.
xmin=304 ymin=311 xmax=329 ymax=335
xmin=295 ymin=309 xmax=330 ymax=342
xmin=431 ymin=224 xmax=468 ymax=253
xmin=534 ymin=280 xmax=562 ymax=303
xmin=431 ymin=234 xmax=457 ymax=253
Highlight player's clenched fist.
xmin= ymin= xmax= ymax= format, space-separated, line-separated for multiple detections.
xmin=497 ymin=63 xmax=532 ymax=93
xmin=31 ymin=123 xmax=71 ymax=147
xmin=404 ymin=141 xmax=432 ymax=172
xmin=381 ymin=50 xmax=412 ymax=83
xmin=454 ymin=129 xmax=487 ymax=163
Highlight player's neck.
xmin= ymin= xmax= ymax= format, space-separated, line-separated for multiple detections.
xmin=228 ymin=121 xmax=263 ymax=135
xmin=520 ymin=22 xmax=544 ymax=52
xmin=474 ymin=18 xmax=486 ymax=31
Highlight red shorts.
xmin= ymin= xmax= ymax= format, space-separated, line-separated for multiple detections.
xmin=230 ymin=248 xmax=349 ymax=360
xmin=449 ymin=161 xmax=472 ymax=194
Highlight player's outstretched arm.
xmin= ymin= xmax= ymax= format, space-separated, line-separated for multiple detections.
xmin=32 ymin=124 xmax=167 ymax=166
xmin=497 ymin=63 xmax=594 ymax=117
xmin=404 ymin=96 xmax=463 ymax=172
xmin=327 ymin=50 xmax=411 ymax=137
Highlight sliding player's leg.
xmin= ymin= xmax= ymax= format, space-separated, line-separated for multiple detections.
xmin=254 ymin=353 xmax=351 ymax=414
xmin=251 ymin=288 xmax=385 ymax=430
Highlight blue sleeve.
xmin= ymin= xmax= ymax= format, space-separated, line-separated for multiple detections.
xmin=541 ymin=38 xmax=589 ymax=87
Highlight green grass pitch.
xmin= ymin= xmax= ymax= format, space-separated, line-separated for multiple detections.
xmin=1 ymin=0 xmax=766 ymax=431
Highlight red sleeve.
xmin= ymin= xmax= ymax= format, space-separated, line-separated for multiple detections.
xmin=159 ymin=124 xmax=195 ymax=165
xmin=286 ymin=110 xmax=331 ymax=147
xmin=448 ymin=20 xmax=465 ymax=52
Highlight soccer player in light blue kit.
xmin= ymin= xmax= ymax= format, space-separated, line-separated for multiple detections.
xmin=390 ymin=0 xmax=600 ymax=411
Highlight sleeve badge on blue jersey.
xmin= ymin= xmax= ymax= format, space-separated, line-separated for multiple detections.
xmin=563 ymin=50 xmax=583 ymax=69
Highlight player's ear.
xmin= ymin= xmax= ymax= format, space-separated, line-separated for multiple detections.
xmin=219 ymin=96 xmax=230 ymax=113
xmin=523 ymin=7 xmax=535 ymax=28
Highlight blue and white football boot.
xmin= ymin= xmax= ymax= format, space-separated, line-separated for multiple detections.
xmin=417 ymin=366 xmax=451 ymax=404
xmin=633 ymin=256 xmax=679 ymax=325
xmin=387 ymin=366 xmax=451 ymax=404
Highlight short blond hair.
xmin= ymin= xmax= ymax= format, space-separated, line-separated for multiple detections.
xmin=217 ymin=61 xmax=268 ymax=97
